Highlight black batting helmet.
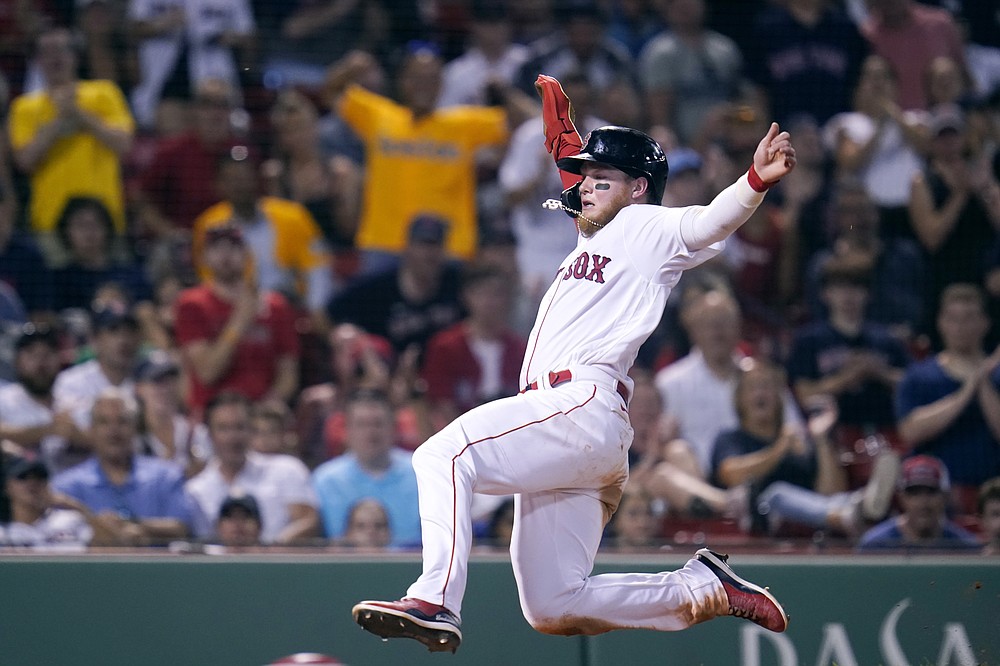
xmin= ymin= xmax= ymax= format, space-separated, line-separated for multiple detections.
xmin=556 ymin=126 xmax=669 ymax=204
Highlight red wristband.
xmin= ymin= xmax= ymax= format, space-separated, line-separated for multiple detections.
xmin=748 ymin=163 xmax=777 ymax=192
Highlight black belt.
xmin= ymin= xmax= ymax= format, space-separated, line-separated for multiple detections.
xmin=521 ymin=369 xmax=630 ymax=406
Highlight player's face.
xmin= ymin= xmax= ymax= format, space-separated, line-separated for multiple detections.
xmin=578 ymin=164 xmax=637 ymax=227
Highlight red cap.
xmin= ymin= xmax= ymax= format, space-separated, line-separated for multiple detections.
xmin=899 ymin=455 xmax=950 ymax=492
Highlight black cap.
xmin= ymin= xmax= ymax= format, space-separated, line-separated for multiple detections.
xmin=408 ymin=215 xmax=448 ymax=244
xmin=134 ymin=351 xmax=180 ymax=382
xmin=92 ymin=306 xmax=139 ymax=332
xmin=557 ymin=126 xmax=669 ymax=204
xmin=6 ymin=457 xmax=50 ymax=481
xmin=14 ymin=323 xmax=60 ymax=351
xmin=219 ymin=494 xmax=262 ymax=521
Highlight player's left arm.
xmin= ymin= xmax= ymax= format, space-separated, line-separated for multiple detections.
xmin=680 ymin=122 xmax=796 ymax=251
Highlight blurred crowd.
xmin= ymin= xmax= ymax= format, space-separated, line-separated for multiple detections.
xmin=0 ymin=0 xmax=999 ymax=555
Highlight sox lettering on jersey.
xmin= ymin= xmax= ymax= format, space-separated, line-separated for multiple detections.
xmin=561 ymin=252 xmax=611 ymax=283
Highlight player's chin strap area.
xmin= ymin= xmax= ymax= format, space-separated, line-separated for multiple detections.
xmin=541 ymin=182 xmax=606 ymax=230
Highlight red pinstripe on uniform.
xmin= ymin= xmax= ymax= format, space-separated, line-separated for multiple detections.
xmin=438 ymin=386 xmax=598 ymax=604
xmin=522 ymin=276 xmax=564 ymax=388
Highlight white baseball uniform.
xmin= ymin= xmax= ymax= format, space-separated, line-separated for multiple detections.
xmin=404 ymin=174 xmax=767 ymax=633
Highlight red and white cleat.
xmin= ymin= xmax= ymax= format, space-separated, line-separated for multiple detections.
xmin=352 ymin=598 xmax=463 ymax=653
xmin=695 ymin=548 xmax=789 ymax=633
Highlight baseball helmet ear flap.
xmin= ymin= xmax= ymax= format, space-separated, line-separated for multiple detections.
xmin=560 ymin=182 xmax=582 ymax=218
xmin=556 ymin=126 xmax=669 ymax=205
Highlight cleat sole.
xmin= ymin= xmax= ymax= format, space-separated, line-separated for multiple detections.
xmin=352 ymin=604 xmax=462 ymax=654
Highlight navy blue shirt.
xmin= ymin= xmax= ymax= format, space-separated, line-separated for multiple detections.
xmin=52 ymin=455 xmax=193 ymax=528
xmin=0 ymin=234 xmax=54 ymax=313
xmin=747 ymin=5 xmax=867 ymax=124
xmin=787 ymin=320 xmax=910 ymax=428
xmin=50 ymin=262 xmax=152 ymax=312
xmin=895 ymin=358 xmax=1000 ymax=486
xmin=711 ymin=428 xmax=817 ymax=492
xmin=327 ymin=264 xmax=464 ymax=357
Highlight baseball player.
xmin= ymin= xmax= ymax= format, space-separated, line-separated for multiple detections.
xmin=352 ymin=74 xmax=796 ymax=653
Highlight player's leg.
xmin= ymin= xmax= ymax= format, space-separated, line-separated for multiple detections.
xmin=403 ymin=384 xmax=629 ymax=613
xmin=511 ymin=489 xmax=788 ymax=634
xmin=354 ymin=386 xmax=623 ymax=651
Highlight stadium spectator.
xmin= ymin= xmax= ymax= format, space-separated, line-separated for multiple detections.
xmin=133 ymin=352 xmax=212 ymax=478
xmin=51 ymin=387 xmax=192 ymax=546
xmin=601 ymin=487 xmax=660 ymax=550
xmin=803 ymin=177 xmax=925 ymax=337
xmin=772 ymin=113 xmax=833 ymax=286
xmin=127 ymin=0 xmax=255 ymax=131
xmin=627 ymin=370 xmax=747 ymax=521
xmin=261 ymin=0 xmax=384 ymax=90
xmin=420 ymin=263 xmax=526 ymax=435
xmin=133 ymin=78 xmax=251 ymax=237
xmin=0 ymin=136 xmax=45 ymax=316
xmin=49 ymin=197 xmax=151 ymax=312
xmin=0 ymin=456 xmax=93 ymax=551
xmin=712 ymin=360 xmax=898 ymax=537
xmin=7 ymin=27 xmax=134 ymax=262
xmin=186 ymin=392 xmax=320 ymax=544
xmin=293 ymin=323 xmax=406 ymax=466
xmin=703 ymin=103 xmax=797 ymax=345
xmin=514 ymin=0 xmax=634 ymax=99
xmin=262 ymin=88 xmax=362 ymax=270
xmin=75 ymin=0 xmax=130 ymax=88
xmin=213 ymin=492 xmax=262 ymax=548
xmin=896 ymin=284 xmax=1000 ymax=512
xmin=248 ymin=399 xmax=297 ymax=457
xmin=925 ymin=56 xmax=971 ymax=112
xmin=654 ymin=291 xmax=802 ymax=481
xmin=744 ymin=0 xmax=866 ymax=126
xmin=326 ymin=215 xmax=464 ymax=358
xmin=0 ymin=324 xmax=88 ymax=473
xmin=437 ymin=2 xmax=530 ymax=108
xmin=193 ymin=151 xmax=334 ymax=320
xmin=823 ymin=54 xmax=928 ymax=242
xmin=53 ymin=306 xmax=141 ymax=431
xmin=341 ymin=497 xmax=391 ymax=549
xmin=857 ymin=454 xmax=981 ymax=552
xmin=312 ymin=389 xmax=421 ymax=548
xmin=638 ymin=0 xmax=744 ymax=146
xmin=605 ymin=0 xmax=662 ymax=60
xmin=979 ymin=477 xmax=1000 ymax=556
xmin=908 ymin=105 xmax=1000 ymax=324
xmin=325 ymin=46 xmax=509 ymax=268
xmin=786 ymin=258 xmax=910 ymax=451
xmin=861 ymin=0 xmax=969 ymax=111
xmin=174 ymin=224 xmax=300 ymax=417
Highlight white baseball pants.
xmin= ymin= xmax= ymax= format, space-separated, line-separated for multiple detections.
xmin=404 ymin=380 xmax=727 ymax=634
